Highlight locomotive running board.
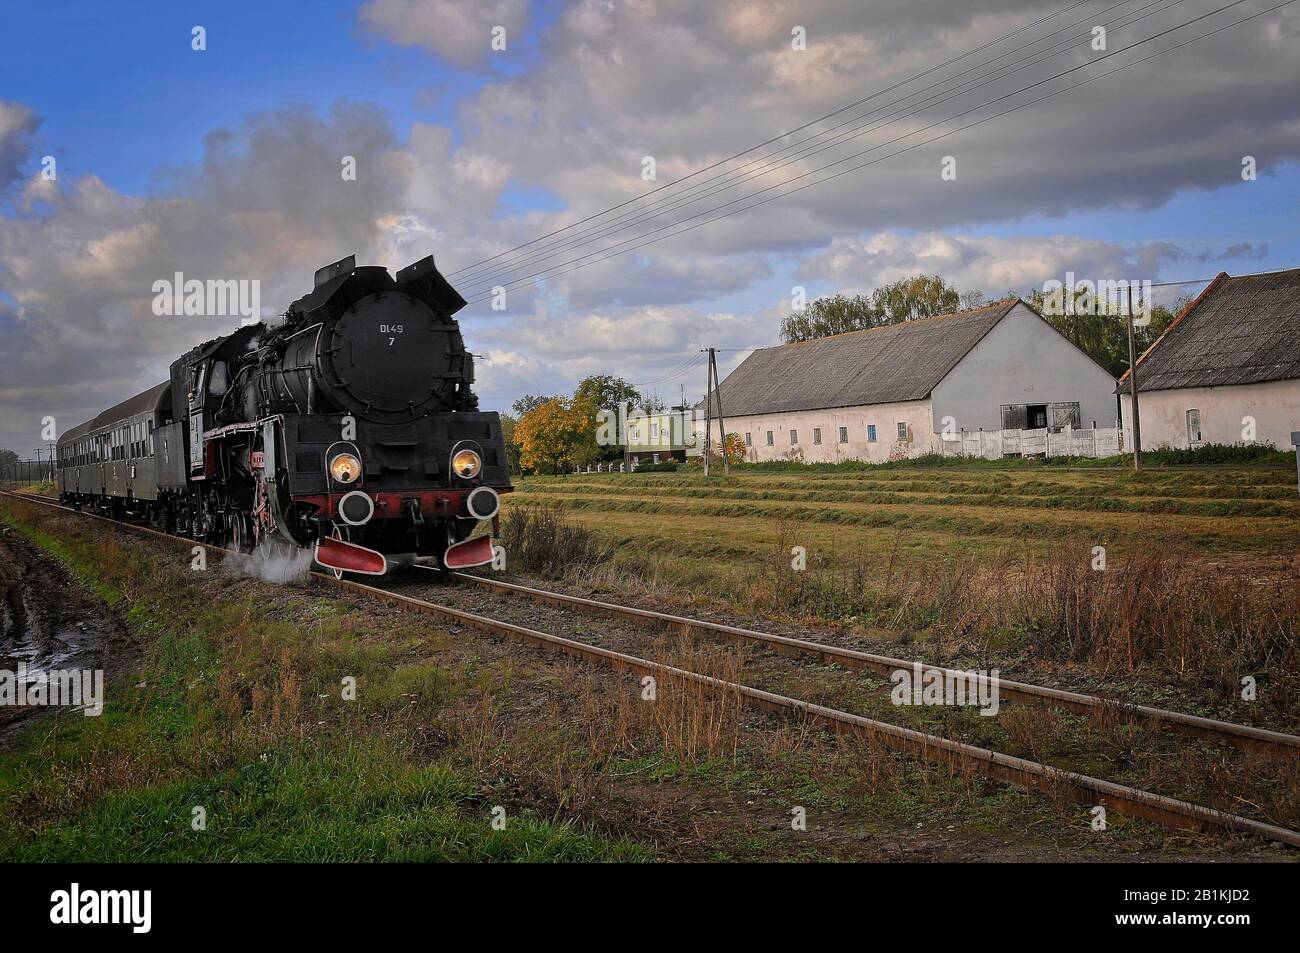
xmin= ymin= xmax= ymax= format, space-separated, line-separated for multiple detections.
xmin=444 ymin=535 xmax=495 ymax=570
xmin=314 ymin=535 xmax=389 ymax=575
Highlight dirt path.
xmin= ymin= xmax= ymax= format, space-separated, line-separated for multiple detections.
xmin=0 ymin=524 xmax=137 ymax=745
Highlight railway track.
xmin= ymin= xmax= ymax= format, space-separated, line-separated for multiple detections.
xmin=440 ymin=569 xmax=1300 ymax=759
xmin=3 ymin=488 xmax=1299 ymax=848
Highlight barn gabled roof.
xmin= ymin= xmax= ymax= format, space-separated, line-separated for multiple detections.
xmin=1118 ymin=267 xmax=1300 ymax=393
xmin=710 ymin=298 xmax=1019 ymax=416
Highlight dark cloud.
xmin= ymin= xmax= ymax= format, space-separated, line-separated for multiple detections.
xmin=0 ymin=99 xmax=39 ymax=193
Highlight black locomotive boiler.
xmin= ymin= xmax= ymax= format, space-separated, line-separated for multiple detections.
xmin=55 ymin=254 xmax=512 ymax=574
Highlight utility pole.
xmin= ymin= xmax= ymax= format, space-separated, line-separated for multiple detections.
xmin=701 ymin=347 xmax=729 ymax=476
xmin=711 ymin=348 xmax=729 ymax=474
xmin=1125 ymin=285 xmax=1143 ymax=471
xmin=702 ymin=351 xmax=713 ymax=477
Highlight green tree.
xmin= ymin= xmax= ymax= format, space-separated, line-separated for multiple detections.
xmin=498 ymin=414 xmax=522 ymax=475
xmin=574 ymin=375 xmax=641 ymax=415
xmin=1026 ymin=288 xmax=1184 ymax=378
xmin=0 ymin=448 xmax=18 ymax=469
xmin=780 ymin=293 xmax=877 ymax=343
xmin=575 ymin=375 xmax=644 ymax=461
xmin=780 ymin=275 xmax=977 ymax=344
xmin=871 ymin=274 xmax=967 ymax=324
xmin=511 ymin=394 xmax=556 ymax=417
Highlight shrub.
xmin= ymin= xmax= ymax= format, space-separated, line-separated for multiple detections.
xmin=498 ymin=502 xmax=615 ymax=579
xmin=632 ymin=462 xmax=678 ymax=472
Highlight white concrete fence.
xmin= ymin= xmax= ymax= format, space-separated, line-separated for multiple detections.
xmin=935 ymin=427 xmax=1124 ymax=460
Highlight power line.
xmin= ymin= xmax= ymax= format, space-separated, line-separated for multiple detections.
xmin=631 ymin=353 xmax=709 ymax=388
xmin=462 ymin=0 xmax=1287 ymax=306
xmin=461 ymin=0 xmax=1245 ymax=299
xmin=456 ymin=0 xmax=1180 ymax=293
xmin=445 ymin=0 xmax=1098 ymax=282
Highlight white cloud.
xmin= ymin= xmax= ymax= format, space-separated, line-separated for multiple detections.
xmin=358 ymin=0 xmax=529 ymax=68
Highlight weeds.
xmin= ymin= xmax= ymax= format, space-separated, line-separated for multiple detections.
xmin=499 ymin=502 xmax=615 ymax=579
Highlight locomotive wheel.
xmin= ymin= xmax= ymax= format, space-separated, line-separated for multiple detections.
xmin=227 ymin=513 xmax=253 ymax=554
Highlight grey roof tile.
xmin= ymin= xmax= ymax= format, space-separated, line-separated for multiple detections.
xmin=710 ymin=299 xmax=1018 ymax=416
xmin=1131 ymin=268 xmax=1300 ymax=392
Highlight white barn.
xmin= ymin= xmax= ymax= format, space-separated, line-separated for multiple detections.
xmin=705 ymin=298 xmax=1118 ymax=463
xmin=1119 ymin=267 xmax=1300 ymax=451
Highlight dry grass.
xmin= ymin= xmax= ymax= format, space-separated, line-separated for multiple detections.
xmin=499 ymin=502 xmax=615 ymax=579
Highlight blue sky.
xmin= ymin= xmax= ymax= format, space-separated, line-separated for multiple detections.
xmin=1 ymin=0 xmax=1298 ymax=449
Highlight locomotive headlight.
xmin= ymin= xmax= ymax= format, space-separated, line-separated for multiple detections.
xmin=451 ymin=448 xmax=482 ymax=479
xmin=329 ymin=452 xmax=362 ymax=484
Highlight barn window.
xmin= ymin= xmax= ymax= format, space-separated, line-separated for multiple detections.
xmin=867 ymin=425 xmax=877 ymax=442
xmin=744 ymin=433 xmax=752 ymax=446
xmin=765 ymin=431 xmax=774 ymax=446
xmin=838 ymin=426 xmax=848 ymax=444
xmin=813 ymin=428 xmax=822 ymax=445
xmin=1186 ymin=409 xmax=1202 ymax=444
xmin=789 ymin=430 xmax=798 ymax=445
xmin=896 ymin=422 xmax=908 ymax=441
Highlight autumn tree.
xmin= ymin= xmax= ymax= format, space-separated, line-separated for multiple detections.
xmin=515 ymin=398 xmax=599 ymax=475
xmin=722 ymin=432 xmax=747 ymax=464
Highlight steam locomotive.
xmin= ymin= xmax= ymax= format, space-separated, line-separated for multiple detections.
xmin=55 ymin=255 xmax=511 ymax=575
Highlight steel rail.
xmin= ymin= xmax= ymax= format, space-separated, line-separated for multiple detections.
xmin=443 ymin=570 xmax=1300 ymax=758
xmin=5 ymin=490 xmax=1298 ymax=846
xmin=338 ymin=572 xmax=1300 ymax=846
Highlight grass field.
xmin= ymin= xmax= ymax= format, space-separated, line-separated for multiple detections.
xmin=514 ymin=464 xmax=1300 ymax=566
xmin=506 ymin=463 xmax=1300 ymax=699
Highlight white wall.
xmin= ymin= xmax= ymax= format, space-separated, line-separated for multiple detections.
xmin=931 ymin=302 xmax=1118 ymax=433
xmin=1120 ymin=378 xmax=1300 ymax=450
xmin=713 ymin=399 xmax=935 ymax=463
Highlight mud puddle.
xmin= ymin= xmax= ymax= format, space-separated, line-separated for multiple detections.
xmin=0 ymin=524 xmax=136 ymax=744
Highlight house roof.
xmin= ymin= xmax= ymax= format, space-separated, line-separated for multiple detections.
xmin=709 ymin=298 xmax=1019 ymax=416
xmin=1119 ymin=267 xmax=1300 ymax=393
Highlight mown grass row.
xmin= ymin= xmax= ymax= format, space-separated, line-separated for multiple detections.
xmin=532 ymin=472 xmax=1300 ymax=500
xmin=510 ymin=490 xmax=1298 ymax=554
xmin=521 ymin=480 xmax=1300 ymax=519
